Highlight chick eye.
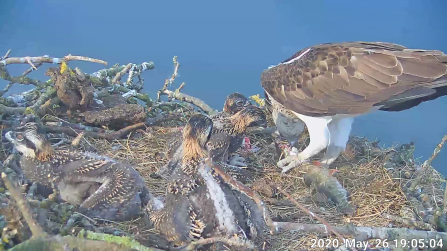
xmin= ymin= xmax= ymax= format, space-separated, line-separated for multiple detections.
xmin=16 ymin=134 xmax=24 ymax=141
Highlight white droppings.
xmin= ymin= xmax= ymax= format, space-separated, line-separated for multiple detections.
xmin=198 ymin=164 xmax=237 ymax=234
xmin=150 ymin=196 xmax=165 ymax=211
xmin=122 ymin=89 xmax=137 ymax=98
xmin=82 ymin=152 xmax=117 ymax=163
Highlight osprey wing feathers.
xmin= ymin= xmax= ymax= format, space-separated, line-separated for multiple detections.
xmin=261 ymin=42 xmax=447 ymax=116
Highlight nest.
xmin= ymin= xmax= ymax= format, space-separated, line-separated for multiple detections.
xmin=54 ymin=117 xmax=441 ymax=251
xmin=1 ymin=114 xmax=445 ymax=250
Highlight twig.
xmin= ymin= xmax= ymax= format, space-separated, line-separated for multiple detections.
xmin=276 ymin=186 xmax=347 ymax=244
xmin=43 ymin=117 xmax=103 ymax=132
xmin=63 ymin=54 xmax=107 ymax=65
xmin=112 ymin=63 xmax=132 ymax=85
xmin=0 ymin=63 xmax=46 ymax=89
xmin=1 ymin=172 xmax=48 ymax=238
xmin=37 ymin=96 xmax=61 ymax=116
xmin=182 ymin=236 xmax=254 ymax=251
xmin=0 ymin=54 xmax=107 ymax=66
xmin=71 ymin=132 xmax=84 ymax=146
xmin=41 ymin=122 xmax=146 ymax=140
xmin=167 ymin=56 xmax=180 ymax=86
xmin=410 ymin=135 xmax=447 ymax=192
xmin=0 ymin=62 xmax=41 ymax=96
xmin=272 ymin=221 xmax=447 ymax=243
xmin=159 ymin=87 xmax=217 ymax=115
xmin=0 ymin=87 xmax=57 ymax=115
xmin=1 ymin=49 xmax=11 ymax=60
xmin=126 ymin=62 xmax=155 ymax=87
xmin=205 ymin=158 xmax=275 ymax=233
xmin=155 ymin=56 xmax=216 ymax=114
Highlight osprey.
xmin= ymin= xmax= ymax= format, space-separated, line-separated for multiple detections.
xmin=261 ymin=41 xmax=447 ymax=173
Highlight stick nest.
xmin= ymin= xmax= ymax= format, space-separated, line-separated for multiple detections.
xmin=1 ymin=116 xmax=445 ymax=250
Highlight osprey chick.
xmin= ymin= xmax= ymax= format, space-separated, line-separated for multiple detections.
xmin=150 ymin=114 xmax=263 ymax=247
xmin=6 ymin=122 xmax=150 ymax=221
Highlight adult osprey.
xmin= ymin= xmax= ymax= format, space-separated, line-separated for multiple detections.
xmin=261 ymin=42 xmax=447 ymax=173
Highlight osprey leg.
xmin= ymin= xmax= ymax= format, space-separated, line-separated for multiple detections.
xmin=320 ymin=117 xmax=354 ymax=165
xmin=278 ymin=116 xmax=331 ymax=173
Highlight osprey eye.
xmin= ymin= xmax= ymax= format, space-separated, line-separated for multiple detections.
xmin=16 ymin=134 xmax=24 ymax=141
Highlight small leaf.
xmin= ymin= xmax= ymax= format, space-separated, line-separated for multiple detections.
xmin=249 ymin=94 xmax=265 ymax=106
xmin=60 ymin=62 xmax=68 ymax=74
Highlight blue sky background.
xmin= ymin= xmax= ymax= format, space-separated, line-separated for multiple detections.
xmin=1 ymin=0 xmax=446 ymax=174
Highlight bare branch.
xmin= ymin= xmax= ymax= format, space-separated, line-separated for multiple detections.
xmin=410 ymin=135 xmax=447 ymax=192
xmin=112 ymin=63 xmax=132 ymax=85
xmin=276 ymin=186 xmax=346 ymax=243
xmin=167 ymin=56 xmax=180 ymax=86
xmin=63 ymin=54 xmax=108 ymax=65
xmin=159 ymin=86 xmax=217 ymax=115
xmin=273 ymin=221 xmax=447 ymax=243
xmin=0 ymin=87 xmax=57 ymax=115
xmin=0 ymin=63 xmax=46 ymax=90
xmin=1 ymin=172 xmax=48 ymax=238
xmin=1 ymin=49 xmax=11 ymax=60
xmin=0 ymin=54 xmax=107 ymax=67
xmin=156 ymin=56 xmax=216 ymax=115
xmin=182 ymin=236 xmax=254 ymax=251
xmin=41 ymin=122 xmax=146 ymax=140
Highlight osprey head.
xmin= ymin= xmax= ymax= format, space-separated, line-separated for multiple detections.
xmin=5 ymin=122 xmax=52 ymax=160
xmin=183 ymin=114 xmax=213 ymax=147
xmin=236 ymin=105 xmax=268 ymax=128
xmin=223 ymin=92 xmax=251 ymax=114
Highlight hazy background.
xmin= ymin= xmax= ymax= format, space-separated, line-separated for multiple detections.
xmin=1 ymin=0 xmax=446 ymax=174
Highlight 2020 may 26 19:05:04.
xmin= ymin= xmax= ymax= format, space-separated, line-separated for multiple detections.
xmin=310 ymin=238 xmax=443 ymax=249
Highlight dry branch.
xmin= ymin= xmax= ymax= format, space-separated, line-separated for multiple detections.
xmin=0 ymin=87 xmax=57 ymax=115
xmin=0 ymin=63 xmax=43 ymax=97
xmin=39 ymin=114 xmax=182 ymax=140
xmin=167 ymin=56 xmax=180 ymax=86
xmin=112 ymin=63 xmax=132 ymax=85
xmin=41 ymin=122 xmax=146 ymax=140
xmin=158 ymin=87 xmax=217 ymax=115
xmin=156 ymin=56 xmax=217 ymax=115
xmin=276 ymin=186 xmax=346 ymax=244
xmin=0 ymin=54 xmax=107 ymax=66
xmin=273 ymin=221 xmax=447 ymax=243
xmin=1 ymin=172 xmax=48 ymax=238
xmin=182 ymin=236 xmax=254 ymax=251
xmin=410 ymin=135 xmax=447 ymax=192
xmin=1 ymin=49 xmax=11 ymax=60
xmin=0 ymin=64 xmax=47 ymax=88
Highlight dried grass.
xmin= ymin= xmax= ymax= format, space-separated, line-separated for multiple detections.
xmin=45 ymin=119 xmax=445 ymax=250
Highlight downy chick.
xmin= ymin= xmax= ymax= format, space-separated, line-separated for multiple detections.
xmin=5 ymin=122 xmax=150 ymax=221
xmin=150 ymin=114 xmax=259 ymax=249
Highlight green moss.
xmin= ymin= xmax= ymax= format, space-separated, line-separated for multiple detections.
xmin=24 ymin=107 xmax=36 ymax=115
xmin=77 ymin=230 xmax=154 ymax=251
xmin=126 ymin=97 xmax=138 ymax=104
xmin=90 ymin=76 xmax=104 ymax=87
xmin=0 ymin=188 xmax=4 ymax=193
